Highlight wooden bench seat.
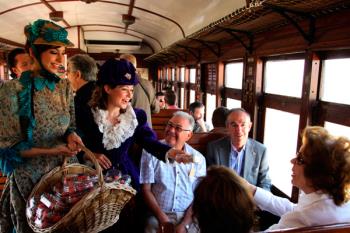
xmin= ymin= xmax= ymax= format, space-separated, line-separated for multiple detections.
xmin=188 ymin=131 xmax=228 ymax=156
xmin=151 ymin=109 xmax=187 ymax=139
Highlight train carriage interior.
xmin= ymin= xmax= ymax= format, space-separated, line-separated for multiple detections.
xmin=1 ymin=0 xmax=350 ymax=232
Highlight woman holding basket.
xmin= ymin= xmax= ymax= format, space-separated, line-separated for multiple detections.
xmin=0 ymin=19 xmax=82 ymax=233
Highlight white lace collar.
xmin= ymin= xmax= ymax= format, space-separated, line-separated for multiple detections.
xmin=92 ymin=104 xmax=138 ymax=150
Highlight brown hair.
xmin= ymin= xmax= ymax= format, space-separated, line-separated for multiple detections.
xmin=89 ymin=85 xmax=126 ymax=114
xmin=192 ymin=166 xmax=255 ymax=233
xmin=301 ymin=126 xmax=350 ymax=205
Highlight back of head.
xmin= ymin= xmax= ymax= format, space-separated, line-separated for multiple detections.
xmin=165 ymin=89 xmax=177 ymax=105
xmin=193 ymin=166 xmax=255 ymax=233
xmin=68 ymin=54 xmax=98 ymax=82
xmin=301 ymin=126 xmax=350 ymax=205
xmin=212 ymin=106 xmax=229 ymax=128
xmin=120 ymin=54 xmax=137 ymax=68
xmin=189 ymin=101 xmax=204 ymax=113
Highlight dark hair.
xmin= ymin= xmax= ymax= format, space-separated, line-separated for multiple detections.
xmin=156 ymin=91 xmax=165 ymax=97
xmin=193 ymin=166 xmax=255 ymax=233
xmin=7 ymin=48 xmax=26 ymax=78
xmin=165 ymin=90 xmax=177 ymax=105
xmin=212 ymin=106 xmax=229 ymax=128
xmin=301 ymin=126 xmax=350 ymax=206
xmin=89 ymin=85 xmax=126 ymax=114
xmin=189 ymin=101 xmax=204 ymax=113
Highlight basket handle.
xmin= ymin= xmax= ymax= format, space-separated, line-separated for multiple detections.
xmin=62 ymin=146 xmax=104 ymax=187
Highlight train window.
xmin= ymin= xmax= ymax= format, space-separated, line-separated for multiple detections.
xmin=180 ymin=67 xmax=185 ymax=82
xmin=171 ymin=68 xmax=175 ymax=81
xmin=226 ymin=98 xmax=241 ymax=108
xmin=180 ymin=87 xmax=185 ymax=108
xmin=263 ymin=108 xmax=300 ymax=196
xmin=264 ymin=59 xmax=304 ymax=98
xmin=206 ymin=93 xmax=216 ymax=129
xmin=225 ymin=62 xmax=243 ymax=89
xmin=320 ymin=58 xmax=350 ymax=105
xmin=189 ymin=68 xmax=196 ymax=84
xmin=324 ymin=121 xmax=350 ymax=138
xmin=190 ymin=90 xmax=195 ymax=103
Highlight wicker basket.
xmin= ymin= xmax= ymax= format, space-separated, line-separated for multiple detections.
xmin=26 ymin=146 xmax=136 ymax=233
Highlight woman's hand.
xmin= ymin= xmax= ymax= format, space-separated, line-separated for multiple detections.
xmin=66 ymin=132 xmax=84 ymax=153
xmin=52 ymin=144 xmax=78 ymax=157
xmin=93 ymin=153 xmax=112 ymax=170
xmin=167 ymin=148 xmax=193 ymax=163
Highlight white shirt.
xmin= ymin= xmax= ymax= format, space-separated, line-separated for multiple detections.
xmin=254 ymin=187 xmax=350 ymax=230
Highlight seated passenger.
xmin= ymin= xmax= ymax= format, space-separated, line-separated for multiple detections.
xmin=165 ymin=89 xmax=179 ymax=109
xmin=156 ymin=91 xmax=166 ymax=109
xmin=207 ymin=108 xmax=271 ymax=190
xmin=140 ymin=111 xmax=206 ymax=233
xmin=246 ymin=126 xmax=350 ymax=230
xmin=192 ymin=166 xmax=255 ymax=233
xmin=7 ymin=47 xmax=32 ymax=79
xmin=189 ymin=101 xmax=211 ymax=133
xmin=210 ymin=106 xmax=229 ymax=133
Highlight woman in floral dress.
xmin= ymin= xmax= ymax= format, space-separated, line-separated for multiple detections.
xmin=0 ymin=19 xmax=82 ymax=233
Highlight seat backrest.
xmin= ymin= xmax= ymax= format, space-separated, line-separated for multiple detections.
xmin=266 ymin=223 xmax=350 ymax=233
xmin=188 ymin=131 xmax=229 ymax=156
xmin=151 ymin=109 xmax=187 ymax=139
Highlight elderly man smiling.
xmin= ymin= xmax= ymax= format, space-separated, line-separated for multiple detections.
xmin=140 ymin=111 xmax=206 ymax=233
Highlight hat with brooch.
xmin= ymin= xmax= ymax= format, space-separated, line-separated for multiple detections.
xmin=24 ymin=19 xmax=74 ymax=47
xmin=97 ymin=58 xmax=138 ymax=86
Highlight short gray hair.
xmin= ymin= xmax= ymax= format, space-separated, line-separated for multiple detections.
xmin=226 ymin=108 xmax=251 ymax=126
xmin=172 ymin=111 xmax=195 ymax=131
xmin=68 ymin=54 xmax=97 ymax=82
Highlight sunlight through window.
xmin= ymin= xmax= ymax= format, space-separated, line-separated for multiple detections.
xmin=264 ymin=108 xmax=300 ymax=196
xmin=226 ymin=98 xmax=241 ymax=109
xmin=225 ymin=62 xmax=243 ymax=89
xmin=324 ymin=121 xmax=350 ymax=139
xmin=320 ymin=58 xmax=350 ymax=105
xmin=264 ymin=60 xmax=304 ymax=98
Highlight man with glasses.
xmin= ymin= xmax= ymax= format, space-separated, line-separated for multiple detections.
xmin=140 ymin=111 xmax=206 ymax=233
xmin=206 ymin=108 xmax=271 ymax=190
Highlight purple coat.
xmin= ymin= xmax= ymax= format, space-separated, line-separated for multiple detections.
xmin=79 ymin=107 xmax=170 ymax=189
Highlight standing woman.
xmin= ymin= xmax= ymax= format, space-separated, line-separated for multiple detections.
xmin=0 ymin=19 xmax=82 ymax=233
xmin=80 ymin=58 xmax=191 ymax=190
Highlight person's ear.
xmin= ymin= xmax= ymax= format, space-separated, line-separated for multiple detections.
xmin=104 ymin=84 xmax=112 ymax=94
xmin=75 ymin=70 xmax=82 ymax=80
xmin=187 ymin=131 xmax=193 ymax=140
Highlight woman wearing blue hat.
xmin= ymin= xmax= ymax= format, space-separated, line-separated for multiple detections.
xmin=80 ymin=58 xmax=192 ymax=191
xmin=0 ymin=19 xmax=82 ymax=232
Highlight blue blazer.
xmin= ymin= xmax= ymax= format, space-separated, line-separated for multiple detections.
xmin=207 ymin=136 xmax=271 ymax=190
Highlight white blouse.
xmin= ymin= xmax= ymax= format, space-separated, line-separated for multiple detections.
xmin=92 ymin=104 xmax=138 ymax=150
xmin=254 ymin=187 xmax=350 ymax=231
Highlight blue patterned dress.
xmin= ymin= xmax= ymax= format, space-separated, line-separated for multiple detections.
xmin=0 ymin=71 xmax=78 ymax=233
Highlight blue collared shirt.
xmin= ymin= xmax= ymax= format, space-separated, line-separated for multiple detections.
xmin=230 ymin=143 xmax=246 ymax=176
xmin=139 ymin=140 xmax=206 ymax=212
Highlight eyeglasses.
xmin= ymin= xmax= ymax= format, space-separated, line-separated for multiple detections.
xmin=294 ymin=152 xmax=306 ymax=165
xmin=166 ymin=121 xmax=191 ymax=133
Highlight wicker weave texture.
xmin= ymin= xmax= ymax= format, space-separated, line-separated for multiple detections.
xmin=26 ymin=147 xmax=136 ymax=233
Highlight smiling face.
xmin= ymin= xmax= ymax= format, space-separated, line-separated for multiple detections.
xmin=39 ymin=46 xmax=65 ymax=75
xmin=105 ymin=84 xmax=134 ymax=110
xmin=164 ymin=115 xmax=193 ymax=149
xmin=290 ymin=139 xmax=315 ymax=194
xmin=226 ymin=110 xmax=252 ymax=150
